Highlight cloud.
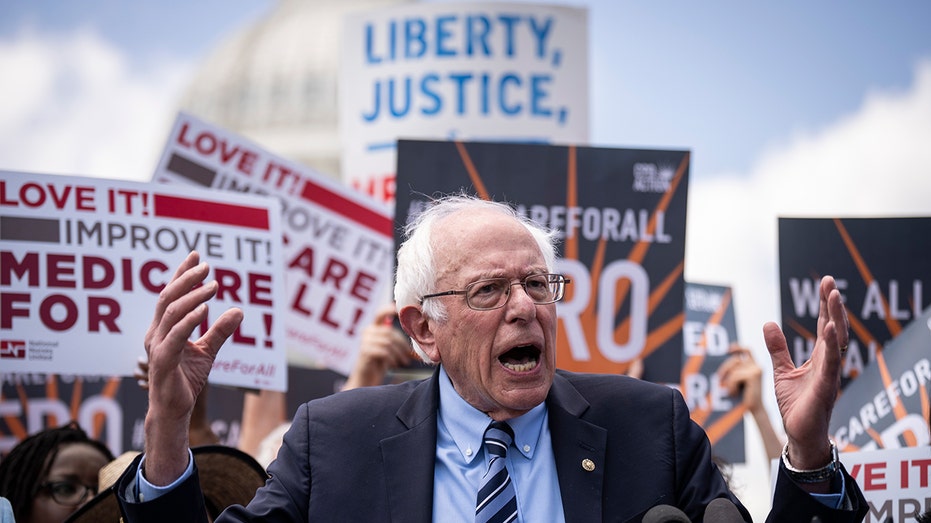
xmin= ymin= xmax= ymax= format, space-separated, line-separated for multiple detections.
xmin=686 ymin=58 xmax=931 ymax=351
xmin=684 ymin=58 xmax=931 ymax=519
xmin=0 ymin=27 xmax=192 ymax=181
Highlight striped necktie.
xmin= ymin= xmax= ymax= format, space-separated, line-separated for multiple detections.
xmin=475 ymin=421 xmax=518 ymax=523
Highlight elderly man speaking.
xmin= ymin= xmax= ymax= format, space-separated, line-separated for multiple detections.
xmin=116 ymin=195 xmax=866 ymax=522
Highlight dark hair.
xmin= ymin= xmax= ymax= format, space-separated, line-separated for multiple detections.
xmin=0 ymin=421 xmax=114 ymax=521
xmin=711 ymin=453 xmax=734 ymax=490
xmin=917 ymin=510 xmax=931 ymax=523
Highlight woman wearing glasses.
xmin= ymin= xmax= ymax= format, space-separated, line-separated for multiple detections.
xmin=0 ymin=421 xmax=114 ymax=522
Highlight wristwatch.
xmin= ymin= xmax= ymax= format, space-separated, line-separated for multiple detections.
xmin=782 ymin=440 xmax=839 ymax=483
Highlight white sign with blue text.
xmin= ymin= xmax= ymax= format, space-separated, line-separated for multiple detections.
xmin=339 ymin=2 xmax=590 ymax=203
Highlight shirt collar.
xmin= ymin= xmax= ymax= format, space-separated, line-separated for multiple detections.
xmin=437 ymin=365 xmax=548 ymax=463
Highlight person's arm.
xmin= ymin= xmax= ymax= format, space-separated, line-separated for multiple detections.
xmin=141 ymin=251 xmax=242 ymax=486
xmin=188 ymin=387 xmax=221 ymax=447
xmin=623 ymin=357 xmax=644 ymax=380
xmin=764 ymin=275 xmax=847 ymax=496
xmin=343 ymin=303 xmax=412 ymax=390
xmin=717 ymin=345 xmax=784 ymax=462
xmin=238 ymin=389 xmax=287 ymax=458
xmin=135 ymin=357 xmax=220 ymax=448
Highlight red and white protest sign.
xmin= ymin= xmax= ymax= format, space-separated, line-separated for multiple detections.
xmin=0 ymin=171 xmax=287 ymax=391
xmin=842 ymin=447 xmax=931 ymax=522
xmin=151 ymin=113 xmax=395 ymax=376
xmin=770 ymin=447 xmax=931 ymax=522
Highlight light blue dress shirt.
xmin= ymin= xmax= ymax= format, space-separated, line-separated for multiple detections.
xmin=433 ymin=366 xmax=565 ymax=522
xmin=133 ymin=451 xmax=194 ymax=502
xmin=0 ymin=496 xmax=14 ymax=522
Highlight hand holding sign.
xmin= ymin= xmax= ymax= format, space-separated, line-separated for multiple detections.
xmin=717 ymin=345 xmax=764 ymax=411
xmin=142 ymin=251 xmax=243 ymax=485
xmin=717 ymin=345 xmax=786 ymax=462
xmin=343 ymin=303 xmax=413 ymax=390
xmin=764 ymin=275 xmax=848 ymax=479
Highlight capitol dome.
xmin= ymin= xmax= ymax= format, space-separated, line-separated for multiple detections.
xmin=178 ymin=0 xmax=412 ymax=180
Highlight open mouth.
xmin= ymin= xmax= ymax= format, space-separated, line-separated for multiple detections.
xmin=499 ymin=345 xmax=540 ymax=372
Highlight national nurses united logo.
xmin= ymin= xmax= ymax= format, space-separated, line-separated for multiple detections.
xmin=632 ymin=162 xmax=674 ymax=193
xmin=0 ymin=340 xmax=26 ymax=359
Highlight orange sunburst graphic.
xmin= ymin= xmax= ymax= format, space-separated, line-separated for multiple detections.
xmin=1 ymin=375 xmax=122 ymax=441
xmin=831 ymin=219 xmax=928 ymax=449
xmin=454 ymin=141 xmax=490 ymax=200
xmin=833 ymin=219 xmax=903 ymax=337
xmin=452 ymin=141 xmax=689 ymax=375
xmin=873 ymin=350 xmax=919 ymax=447
xmin=684 ymin=289 xmax=731 ymax=429
xmin=678 ymin=288 xmax=748 ymax=447
xmin=785 ymin=218 xmax=931 ymax=451
xmin=566 ymin=152 xmax=689 ymax=373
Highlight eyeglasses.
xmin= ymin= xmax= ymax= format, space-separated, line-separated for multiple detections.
xmin=39 ymin=480 xmax=96 ymax=506
xmin=420 ymin=273 xmax=570 ymax=311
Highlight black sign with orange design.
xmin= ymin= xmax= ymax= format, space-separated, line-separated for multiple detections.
xmin=0 ymin=374 xmax=128 ymax=457
xmin=0 ymin=366 xmax=346 ymax=458
xmin=828 ymin=305 xmax=931 ymax=451
xmin=777 ymin=217 xmax=931 ymax=387
xmin=395 ymin=140 xmax=689 ymax=383
xmin=682 ymin=282 xmax=745 ymax=463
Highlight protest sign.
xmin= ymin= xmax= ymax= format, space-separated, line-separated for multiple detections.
xmin=0 ymin=170 xmax=286 ymax=391
xmin=395 ymin=139 xmax=689 ymax=383
xmin=829 ymin=304 xmax=931 ymax=452
xmin=841 ymin=446 xmax=931 ymax=522
xmin=340 ymin=2 xmax=589 ymax=203
xmin=778 ymin=217 xmax=931 ymax=386
xmin=0 ymin=366 xmax=345 ymax=458
xmin=768 ymin=447 xmax=931 ymax=523
xmin=682 ymin=282 xmax=745 ymax=463
xmin=152 ymin=113 xmax=394 ymax=376
xmin=0 ymin=373 xmax=125 ymax=456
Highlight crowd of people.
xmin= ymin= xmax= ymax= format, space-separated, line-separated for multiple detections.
xmin=1 ymin=194 xmax=926 ymax=521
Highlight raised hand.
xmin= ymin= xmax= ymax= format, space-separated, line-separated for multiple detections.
xmin=763 ymin=275 xmax=848 ymax=475
xmin=717 ymin=344 xmax=785 ymax=461
xmin=142 ymin=251 xmax=242 ymax=484
xmin=717 ymin=345 xmax=764 ymax=412
xmin=344 ymin=303 xmax=413 ymax=390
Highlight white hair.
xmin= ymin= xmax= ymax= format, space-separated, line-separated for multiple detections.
xmin=394 ymin=194 xmax=558 ymax=362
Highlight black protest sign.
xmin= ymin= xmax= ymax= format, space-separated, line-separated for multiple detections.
xmin=396 ymin=140 xmax=689 ymax=383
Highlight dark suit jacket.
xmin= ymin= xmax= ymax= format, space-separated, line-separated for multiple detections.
xmin=117 ymin=369 xmax=867 ymax=522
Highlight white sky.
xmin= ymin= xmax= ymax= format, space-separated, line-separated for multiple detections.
xmin=2 ymin=1 xmax=930 ymax=517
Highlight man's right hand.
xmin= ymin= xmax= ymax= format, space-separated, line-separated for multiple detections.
xmin=142 ymin=251 xmax=242 ymax=485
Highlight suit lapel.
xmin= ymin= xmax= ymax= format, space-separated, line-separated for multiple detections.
xmin=379 ymin=371 xmax=615 ymax=522
xmin=381 ymin=371 xmax=440 ymax=523
xmin=547 ymin=373 xmax=608 ymax=523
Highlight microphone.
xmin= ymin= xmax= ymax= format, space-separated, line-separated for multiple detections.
xmin=703 ymin=497 xmax=745 ymax=522
xmin=642 ymin=504 xmax=690 ymax=523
